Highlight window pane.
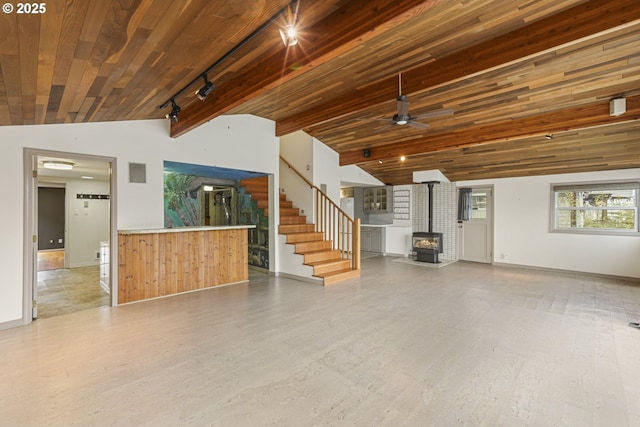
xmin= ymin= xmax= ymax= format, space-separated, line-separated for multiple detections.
xmin=557 ymin=209 xmax=636 ymax=230
xmin=557 ymin=189 xmax=636 ymax=208
xmin=471 ymin=193 xmax=486 ymax=219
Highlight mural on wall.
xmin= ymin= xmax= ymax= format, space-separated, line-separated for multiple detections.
xmin=164 ymin=173 xmax=199 ymax=227
xmin=163 ymin=161 xmax=271 ymax=270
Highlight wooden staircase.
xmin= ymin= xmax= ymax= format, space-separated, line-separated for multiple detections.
xmin=240 ymin=176 xmax=360 ymax=286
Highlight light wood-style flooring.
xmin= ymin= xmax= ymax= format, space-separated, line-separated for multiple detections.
xmin=1 ymin=257 xmax=640 ymax=426
xmin=37 ymin=265 xmax=110 ymax=318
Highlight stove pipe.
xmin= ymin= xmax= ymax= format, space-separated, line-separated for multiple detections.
xmin=424 ymin=181 xmax=439 ymax=233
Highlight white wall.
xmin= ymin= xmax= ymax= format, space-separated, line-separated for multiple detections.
xmin=0 ymin=115 xmax=280 ymax=326
xmin=458 ymin=168 xmax=640 ymax=278
xmin=340 ymin=165 xmax=384 ymax=188
xmin=65 ymin=178 xmax=110 ymax=268
xmin=280 ymin=131 xmax=314 ymax=219
xmin=312 ymin=138 xmax=341 ymax=204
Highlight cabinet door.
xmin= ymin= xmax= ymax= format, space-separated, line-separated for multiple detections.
xmin=376 ymin=188 xmax=387 ymax=210
xmin=361 ymin=230 xmax=371 ymax=251
xmin=363 ymin=188 xmax=375 ymax=211
xmin=370 ymin=229 xmax=382 ymax=252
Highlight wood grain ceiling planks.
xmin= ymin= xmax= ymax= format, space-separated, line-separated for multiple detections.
xmin=1 ymin=0 xmax=640 ymax=183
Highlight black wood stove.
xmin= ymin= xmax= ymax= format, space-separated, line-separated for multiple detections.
xmin=412 ymin=181 xmax=443 ymax=263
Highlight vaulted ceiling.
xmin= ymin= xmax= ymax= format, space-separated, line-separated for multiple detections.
xmin=1 ymin=0 xmax=639 ymax=184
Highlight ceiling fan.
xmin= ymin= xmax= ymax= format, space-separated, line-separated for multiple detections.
xmin=365 ymin=74 xmax=453 ymax=129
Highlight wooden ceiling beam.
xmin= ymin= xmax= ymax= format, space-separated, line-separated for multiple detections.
xmin=170 ymin=0 xmax=440 ymax=138
xmin=275 ymin=0 xmax=640 ymax=137
xmin=339 ymin=95 xmax=640 ymax=165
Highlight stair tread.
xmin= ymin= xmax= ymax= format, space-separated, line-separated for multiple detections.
xmin=315 ymin=268 xmax=357 ymax=278
xmin=306 ymin=257 xmax=345 ymax=266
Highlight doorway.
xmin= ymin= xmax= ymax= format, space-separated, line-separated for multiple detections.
xmin=24 ymin=149 xmax=116 ymax=322
xmin=457 ymin=187 xmax=493 ymax=263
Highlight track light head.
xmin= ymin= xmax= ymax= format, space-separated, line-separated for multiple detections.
xmin=280 ymin=24 xmax=298 ymax=47
xmin=545 ymin=134 xmax=553 ymax=140
xmin=195 ymin=74 xmax=215 ymax=101
xmin=165 ymin=99 xmax=180 ymax=123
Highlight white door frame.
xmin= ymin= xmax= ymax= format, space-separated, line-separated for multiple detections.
xmin=457 ymin=185 xmax=494 ymax=263
xmin=23 ymin=148 xmax=118 ymax=324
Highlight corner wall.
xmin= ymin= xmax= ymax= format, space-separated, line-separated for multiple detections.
xmin=457 ymin=168 xmax=640 ymax=278
xmin=0 ymin=116 xmax=280 ymax=326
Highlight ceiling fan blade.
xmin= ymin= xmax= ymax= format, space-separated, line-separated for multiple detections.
xmin=411 ymin=108 xmax=454 ymax=120
xmin=375 ymin=124 xmax=395 ymax=132
xmin=397 ymin=100 xmax=410 ymax=117
xmin=407 ymin=121 xmax=430 ymax=129
xmin=354 ymin=117 xmax=393 ymax=123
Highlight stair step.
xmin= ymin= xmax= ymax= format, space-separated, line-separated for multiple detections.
xmin=317 ymin=268 xmax=361 ymax=286
xmin=310 ymin=259 xmax=351 ymax=276
xmin=279 ymin=224 xmax=314 ymax=233
xmin=303 ymin=249 xmax=341 ymax=264
xmin=248 ymin=191 xmax=268 ymax=201
xmin=280 ymin=200 xmax=293 ymax=208
xmin=280 ymin=207 xmax=300 ymax=216
xmin=240 ymin=177 xmax=268 ymax=187
xmin=280 ymin=193 xmax=287 ymax=200
xmin=281 ymin=215 xmax=307 ymax=224
xmin=294 ymin=240 xmax=332 ymax=253
xmin=286 ymin=232 xmax=324 ymax=244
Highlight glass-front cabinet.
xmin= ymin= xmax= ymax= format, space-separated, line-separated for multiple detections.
xmin=363 ymin=186 xmax=392 ymax=212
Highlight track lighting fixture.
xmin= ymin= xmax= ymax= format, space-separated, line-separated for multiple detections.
xmin=195 ymin=74 xmax=215 ymax=101
xmin=280 ymin=3 xmax=299 ymax=47
xmin=545 ymin=134 xmax=553 ymax=140
xmin=158 ymin=0 xmax=300 ymax=119
xmin=165 ymin=99 xmax=180 ymax=123
xmin=280 ymin=24 xmax=298 ymax=47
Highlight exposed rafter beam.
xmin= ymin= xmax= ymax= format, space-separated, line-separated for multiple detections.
xmin=339 ymin=95 xmax=640 ymax=165
xmin=276 ymin=0 xmax=640 ymax=137
xmin=170 ymin=0 xmax=440 ymax=138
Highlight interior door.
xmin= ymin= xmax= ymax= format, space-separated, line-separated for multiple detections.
xmin=458 ymin=187 xmax=493 ymax=263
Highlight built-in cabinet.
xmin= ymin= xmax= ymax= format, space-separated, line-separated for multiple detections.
xmin=363 ymin=186 xmax=393 ymax=212
xmin=361 ymin=226 xmax=383 ymax=252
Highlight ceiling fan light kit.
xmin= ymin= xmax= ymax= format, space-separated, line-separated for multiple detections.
xmin=360 ymin=73 xmax=453 ymax=130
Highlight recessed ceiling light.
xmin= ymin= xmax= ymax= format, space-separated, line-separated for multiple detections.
xmin=43 ymin=161 xmax=74 ymax=170
xmin=400 ymin=155 xmax=406 ymax=162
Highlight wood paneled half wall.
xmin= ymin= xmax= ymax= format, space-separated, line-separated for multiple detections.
xmin=118 ymin=226 xmax=254 ymax=304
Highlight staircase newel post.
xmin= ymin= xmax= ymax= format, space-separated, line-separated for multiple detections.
xmin=354 ymin=218 xmax=361 ymax=270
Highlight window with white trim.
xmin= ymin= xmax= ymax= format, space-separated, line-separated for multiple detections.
xmin=552 ymin=181 xmax=639 ymax=234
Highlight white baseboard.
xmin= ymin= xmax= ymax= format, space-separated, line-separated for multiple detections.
xmin=0 ymin=318 xmax=26 ymax=331
xmin=275 ymin=272 xmax=323 ymax=285
xmin=492 ymin=261 xmax=640 ymax=283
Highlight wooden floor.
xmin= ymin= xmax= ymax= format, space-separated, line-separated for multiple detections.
xmin=37 ymin=249 xmax=64 ymax=271
xmin=37 ymin=266 xmax=110 ymax=318
xmin=1 ymin=257 xmax=640 ymax=426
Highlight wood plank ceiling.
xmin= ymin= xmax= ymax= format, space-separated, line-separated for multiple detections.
xmin=1 ymin=0 xmax=639 ymax=184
